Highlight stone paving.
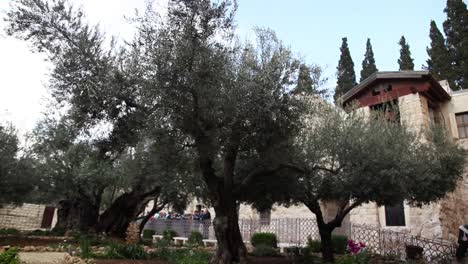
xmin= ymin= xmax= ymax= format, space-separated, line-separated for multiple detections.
xmin=19 ymin=252 xmax=66 ymax=264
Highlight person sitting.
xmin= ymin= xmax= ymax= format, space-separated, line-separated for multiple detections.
xmin=193 ymin=210 xmax=201 ymax=220
xmin=201 ymin=209 xmax=211 ymax=220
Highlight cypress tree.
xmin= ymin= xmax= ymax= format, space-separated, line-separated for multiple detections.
xmin=443 ymin=0 xmax=468 ymax=90
xmin=360 ymin=38 xmax=378 ymax=81
xmin=294 ymin=64 xmax=315 ymax=95
xmin=426 ymin=20 xmax=454 ymax=88
xmin=398 ymin=36 xmax=415 ymax=71
xmin=334 ymin=37 xmax=357 ymax=103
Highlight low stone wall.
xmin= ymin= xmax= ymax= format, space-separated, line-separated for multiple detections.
xmin=0 ymin=203 xmax=48 ymax=230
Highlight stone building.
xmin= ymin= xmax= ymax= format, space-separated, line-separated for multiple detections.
xmin=218 ymin=71 xmax=467 ymax=241
xmin=160 ymin=71 xmax=468 ymax=242
xmin=0 ymin=203 xmax=57 ymax=231
xmin=339 ymin=71 xmax=468 ymax=242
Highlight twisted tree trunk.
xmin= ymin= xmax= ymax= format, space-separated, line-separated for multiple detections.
xmin=54 ymin=196 xmax=100 ymax=233
xmin=211 ymin=200 xmax=247 ymax=264
xmin=96 ymin=187 xmax=161 ymax=238
xmin=138 ymin=198 xmax=167 ymax=234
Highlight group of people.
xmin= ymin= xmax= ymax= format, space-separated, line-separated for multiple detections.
xmin=148 ymin=209 xmax=211 ymax=221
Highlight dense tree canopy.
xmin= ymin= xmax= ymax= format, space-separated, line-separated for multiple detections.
xmin=0 ymin=124 xmax=36 ymax=206
xmin=6 ymin=0 xmax=197 ymax=238
xmin=334 ymin=37 xmax=357 ymax=103
xmin=7 ymin=0 xmax=311 ymax=262
xmin=398 ymin=36 xmax=415 ymax=70
xmin=360 ymin=38 xmax=378 ymax=81
xmin=293 ymin=64 xmax=326 ymax=96
xmin=427 ymin=20 xmax=453 ymax=88
xmin=289 ymin=104 xmax=466 ymax=262
xmin=443 ymin=0 xmax=468 ymax=90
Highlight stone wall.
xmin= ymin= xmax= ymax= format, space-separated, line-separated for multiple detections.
xmin=350 ymin=202 xmax=380 ymax=227
xmin=0 ymin=203 xmax=47 ymax=230
xmin=398 ymin=93 xmax=430 ymax=135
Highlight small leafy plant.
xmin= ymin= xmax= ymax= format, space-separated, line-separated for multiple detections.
xmin=187 ymin=231 xmax=204 ymax=247
xmin=142 ymin=229 xmax=155 ymax=240
xmin=101 ymin=242 xmax=148 ymax=259
xmin=307 ymin=236 xmax=321 ymax=253
xmin=163 ymin=229 xmax=178 ymax=241
xmin=332 ymin=235 xmax=348 ymax=254
xmin=251 ymin=244 xmax=278 ymax=257
xmin=0 ymin=248 xmax=20 ymax=264
xmin=251 ymin=232 xmax=278 ymax=248
xmin=0 ymin=228 xmax=20 ymax=236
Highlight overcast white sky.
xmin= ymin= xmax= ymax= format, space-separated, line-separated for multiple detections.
xmin=0 ymin=0 xmax=167 ymax=137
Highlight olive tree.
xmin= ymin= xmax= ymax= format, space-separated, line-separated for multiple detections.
xmin=127 ymin=1 xmax=307 ymax=262
xmin=6 ymin=0 xmax=195 ymax=237
xmin=291 ymin=104 xmax=466 ymax=262
xmin=0 ymin=124 xmax=36 ymax=206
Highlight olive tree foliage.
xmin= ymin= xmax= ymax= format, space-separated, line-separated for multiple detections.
xmin=127 ymin=1 xmax=306 ymax=263
xmin=5 ymin=0 xmax=145 ymax=156
xmin=0 ymin=124 xmax=36 ymax=206
xmin=5 ymin=0 xmax=196 ymax=237
xmin=31 ymin=116 xmax=114 ymax=231
xmin=291 ymin=104 xmax=466 ymax=262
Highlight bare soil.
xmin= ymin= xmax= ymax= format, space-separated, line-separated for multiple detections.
xmin=95 ymin=256 xmax=294 ymax=264
xmin=0 ymin=236 xmax=67 ymax=247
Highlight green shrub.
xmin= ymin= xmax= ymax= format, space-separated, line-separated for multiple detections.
xmin=142 ymin=229 xmax=155 ymax=240
xmin=307 ymin=237 xmax=321 ymax=253
xmin=0 ymin=228 xmax=20 ymax=236
xmin=251 ymin=232 xmax=278 ymax=248
xmin=187 ymin=231 xmax=203 ymax=247
xmin=332 ymin=235 xmax=348 ymax=254
xmin=163 ymin=229 xmax=178 ymax=241
xmin=28 ymin=229 xmax=49 ymax=236
xmin=251 ymin=244 xmax=278 ymax=257
xmin=50 ymin=227 xmax=65 ymax=236
xmin=0 ymin=248 xmax=20 ymax=264
xmin=79 ymin=236 xmax=92 ymax=259
xmin=102 ymin=242 xmax=148 ymax=260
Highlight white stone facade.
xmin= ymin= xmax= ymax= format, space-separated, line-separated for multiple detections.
xmin=235 ymin=85 xmax=468 ymax=242
xmin=0 ymin=203 xmax=57 ymax=231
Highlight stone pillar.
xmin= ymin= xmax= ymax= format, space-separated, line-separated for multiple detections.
xmin=398 ymin=93 xmax=430 ymax=134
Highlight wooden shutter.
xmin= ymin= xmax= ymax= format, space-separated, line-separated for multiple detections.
xmin=385 ymin=202 xmax=406 ymax=226
xmin=41 ymin=206 xmax=55 ymax=228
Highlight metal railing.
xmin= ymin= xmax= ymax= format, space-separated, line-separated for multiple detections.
xmin=144 ymin=218 xmax=319 ymax=245
xmin=351 ymin=224 xmax=457 ymax=263
xmin=144 ymin=219 xmax=458 ymax=263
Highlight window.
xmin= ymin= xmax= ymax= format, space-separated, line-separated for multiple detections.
xmin=385 ymin=201 xmax=406 ymax=226
xmin=456 ymin=112 xmax=468 ymax=139
xmin=429 ymin=106 xmax=441 ymax=125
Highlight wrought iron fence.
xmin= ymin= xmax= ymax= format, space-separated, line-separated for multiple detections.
xmin=144 ymin=218 xmax=319 ymax=245
xmin=351 ymin=224 xmax=457 ymax=263
xmin=145 ymin=219 xmax=457 ymax=263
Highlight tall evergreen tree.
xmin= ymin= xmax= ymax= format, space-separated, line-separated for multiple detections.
xmin=427 ymin=20 xmax=454 ymax=88
xmin=334 ymin=37 xmax=357 ymax=103
xmin=443 ymin=0 xmax=468 ymax=90
xmin=360 ymin=38 xmax=378 ymax=81
xmin=293 ymin=63 xmax=326 ymax=96
xmin=398 ymin=36 xmax=415 ymax=70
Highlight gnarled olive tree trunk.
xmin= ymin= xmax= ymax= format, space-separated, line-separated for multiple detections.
xmin=54 ymin=196 xmax=101 ymax=233
xmin=96 ymin=187 xmax=161 ymax=238
xmin=211 ymin=201 xmax=247 ymax=264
